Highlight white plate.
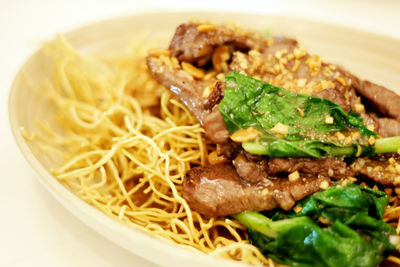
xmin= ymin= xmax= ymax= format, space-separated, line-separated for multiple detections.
xmin=8 ymin=11 xmax=400 ymax=267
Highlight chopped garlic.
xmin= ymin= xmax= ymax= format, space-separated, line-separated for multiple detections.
xmin=293 ymin=205 xmax=302 ymax=213
xmin=395 ymin=187 xmax=400 ymax=195
xmin=261 ymin=188 xmax=270 ymax=196
xmin=335 ymin=76 xmax=346 ymax=86
xmin=270 ymin=122 xmax=289 ymax=135
xmin=347 ymin=177 xmax=357 ymax=184
xmin=318 ymin=216 xmax=331 ymax=225
xmin=368 ymin=136 xmax=376 ymax=145
xmin=321 ymin=80 xmax=335 ymax=89
xmin=367 ymin=124 xmax=375 ymax=131
xmin=335 ymin=132 xmax=345 ymax=140
xmin=319 ymin=180 xmax=329 ymax=190
xmin=197 ymin=24 xmax=216 ymax=32
xmin=293 ymin=47 xmax=307 ymax=59
xmin=297 ymin=108 xmax=305 ymax=117
xmin=355 ymin=145 xmax=362 ymax=157
xmin=288 ymin=171 xmax=300 ymax=181
xmin=325 ymin=115 xmax=334 ymax=124
xmin=230 ymin=127 xmax=260 ymax=143
xmin=354 ymin=103 xmax=365 ymax=113
xmin=297 ymin=78 xmax=307 ymax=87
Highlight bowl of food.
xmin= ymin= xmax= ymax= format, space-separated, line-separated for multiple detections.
xmin=9 ymin=11 xmax=400 ymax=267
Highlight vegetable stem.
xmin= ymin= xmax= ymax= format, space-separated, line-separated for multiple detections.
xmin=328 ymin=146 xmax=356 ymax=156
xmin=233 ymin=185 xmax=397 ymax=267
xmin=233 ymin=211 xmax=277 ymax=238
xmin=375 ymin=136 xmax=400 ymax=154
xmin=220 ymin=72 xmax=379 ymax=158
xmin=242 ymin=142 xmax=269 ymax=155
xmin=243 ymin=137 xmax=400 ymax=158
xmin=233 ymin=211 xmax=314 ymax=239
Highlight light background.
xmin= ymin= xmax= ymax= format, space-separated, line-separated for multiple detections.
xmin=1 ymin=0 xmax=400 ymax=266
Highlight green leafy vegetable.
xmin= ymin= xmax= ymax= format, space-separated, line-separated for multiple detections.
xmin=233 ymin=184 xmax=398 ymax=267
xmin=219 ymin=72 xmax=400 ymax=158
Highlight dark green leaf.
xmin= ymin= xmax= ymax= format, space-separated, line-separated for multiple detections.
xmin=219 ymin=72 xmax=378 ymax=158
xmin=233 ymin=184 xmax=397 ymax=267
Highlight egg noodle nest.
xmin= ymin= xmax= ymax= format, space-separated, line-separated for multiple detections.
xmin=22 ymin=35 xmax=400 ymax=266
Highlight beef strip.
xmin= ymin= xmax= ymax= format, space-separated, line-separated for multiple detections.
xmin=232 ymin=154 xmax=355 ymax=184
xmin=149 ymin=22 xmax=400 ymax=141
xmin=359 ymin=112 xmax=400 ymax=138
xmin=268 ymin=157 xmax=355 ymax=180
xmin=167 ymin=22 xmax=400 ymax=137
xmin=352 ymin=154 xmax=400 ymax=185
xmin=313 ymin=88 xmax=351 ymax=112
xmin=216 ymin=140 xmax=242 ymax=160
xmin=147 ymin=22 xmax=400 ymax=211
xmin=148 ymin=24 xmax=298 ymax=143
xmin=168 ymin=23 xmax=294 ymax=66
xmin=183 ymin=163 xmax=330 ymax=217
xmin=228 ymin=51 xmax=400 ymax=137
xmin=146 ymin=56 xmax=229 ymax=143
xmin=377 ymin=118 xmax=400 ymax=138
xmin=170 ymin=24 xmax=400 ymax=137
xmin=204 ymin=81 xmax=224 ymax=110
xmin=354 ymin=80 xmax=400 ymax=121
xmin=232 ymin=153 xmax=269 ymax=184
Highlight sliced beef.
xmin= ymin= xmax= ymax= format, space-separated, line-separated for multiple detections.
xmin=201 ymin=107 xmax=228 ymax=143
xmin=146 ymin=56 xmax=204 ymax=117
xmin=146 ymin=56 xmax=229 ymax=143
xmin=228 ymin=45 xmax=400 ymax=138
xmin=352 ymin=154 xmax=400 ymax=185
xmin=233 ymin=153 xmax=269 ymax=184
xmin=169 ymin=24 xmax=214 ymax=66
xmin=377 ymin=118 xmax=400 ymax=138
xmin=168 ymin=23 xmax=294 ymax=66
xmin=147 ymin=22 xmax=400 ymax=212
xmin=355 ymin=80 xmax=400 ymax=121
xmin=216 ymin=141 xmax=242 ymax=160
xmin=231 ymin=154 xmax=354 ymax=184
xmin=361 ymin=112 xmax=400 ymax=138
xmin=204 ymin=81 xmax=224 ymax=110
xmin=153 ymin=22 xmax=400 ymax=138
xmin=268 ymin=157 xmax=355 ymax=180
xmin=183 ymin=163 xmax=330 ymax=217
xmin=313 ymin=88 xmax=351 ymax=112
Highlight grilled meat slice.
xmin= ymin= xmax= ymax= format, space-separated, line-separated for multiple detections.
xmin=354 ymin=80 xmax=400 ymax=121
xmin=232 ymin=155 xmax=355 ymax=184
xmin=147 ymin=24 xmax=300 ymax=143
xmin=229 ymin=51 xmax=400 ymax=137
xmin=160 ymin=22 xmax=400 ymax=138
xmin=147 ymin=21 xmax=400 ymax=200
xmin=359 ymin=113 xmax=400 ymax=138
xmin=183 ymin=163 xmax=330 ymax=217
xmin=228 ymin=48 xmax=358 ymax=107
xmin=352 ymin=154 xmax=400 ymax=185
xmin=146 ymin=56 xmax=229 ymax=143
xmin=168 ymin=23 xmax=296 ymax=66
xmin=268 ymin=157 xmax=355 ymax=180
xmin=149 ymin=22 xmax=400 ymax=140
xmin=203 ymin=81 xmax=224 ymax=110
xmin=377 ymin=118 xmax=400 ymax=138
xmin=313 ymin=88 xmax=351 ymax=112
xmin=232 ymin=153 xmax=269 ymax=184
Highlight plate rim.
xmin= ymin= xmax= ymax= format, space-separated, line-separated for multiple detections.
xmin=8 ymin=10 xmax=400 ymax=267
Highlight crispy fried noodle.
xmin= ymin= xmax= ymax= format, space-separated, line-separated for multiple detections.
xmin=21 ymin=36 xmax=269 ymax=265
xmin=21 ymin=34 xmax=400 ymax=266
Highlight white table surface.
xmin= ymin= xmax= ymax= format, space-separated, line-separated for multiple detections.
xmin=1 ymin=1 xmax=399 ymax=266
